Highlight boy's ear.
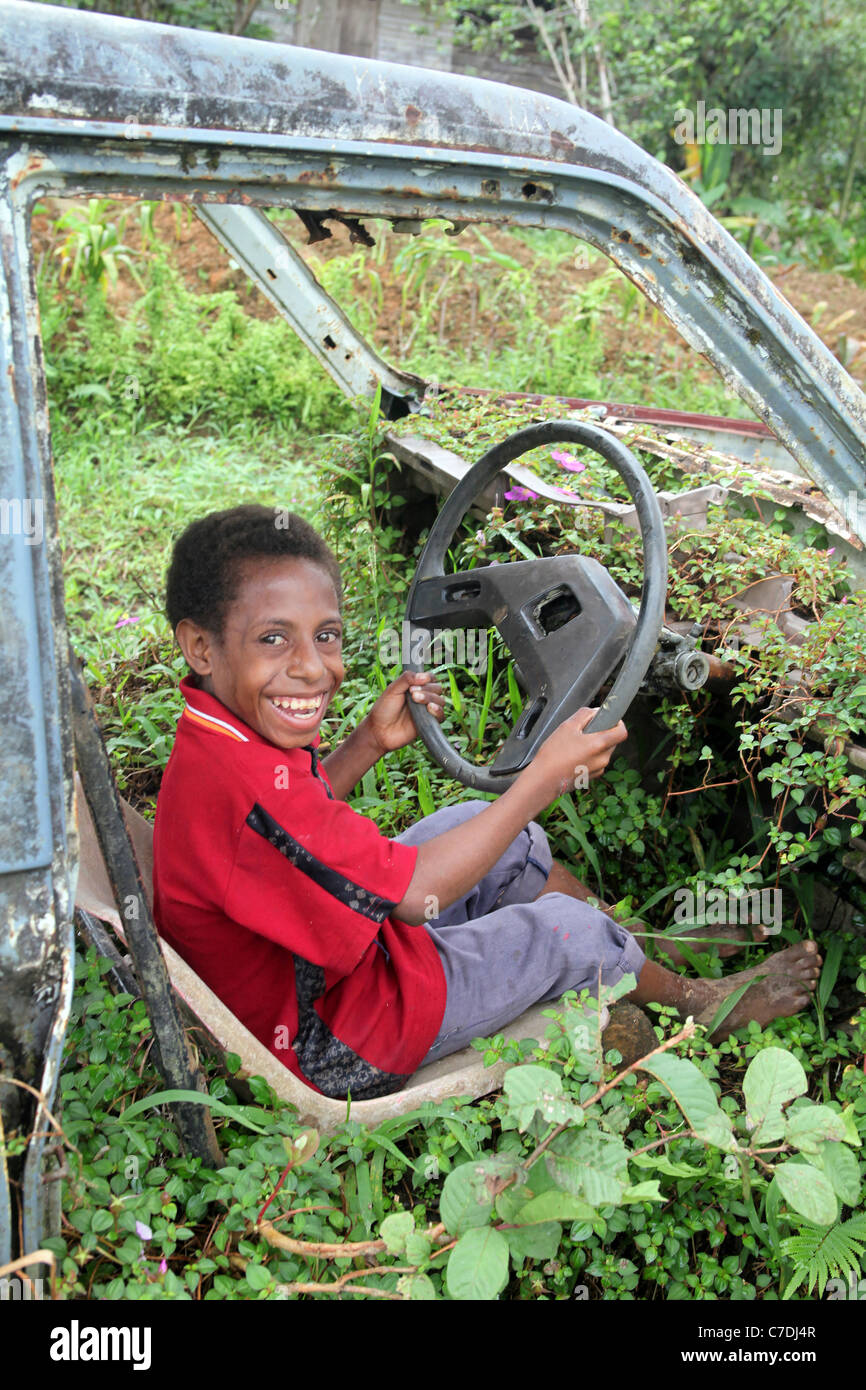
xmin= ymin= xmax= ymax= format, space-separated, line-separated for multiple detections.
xmin=175 ymin=618 xmax=217 ymax=677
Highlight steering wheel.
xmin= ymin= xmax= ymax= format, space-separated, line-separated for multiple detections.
xmin=403 ymin=420 xmax=668 ymax=792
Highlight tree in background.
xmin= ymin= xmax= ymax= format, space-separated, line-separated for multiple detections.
xmin=440 ymin=0 xmax=864 ymax=223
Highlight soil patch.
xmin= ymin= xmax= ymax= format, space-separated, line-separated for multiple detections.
xmin=31 ymin=197 xmax=866 ymax=393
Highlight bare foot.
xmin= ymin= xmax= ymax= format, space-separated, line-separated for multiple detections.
xmin=685 ymin=941 xmax=822 ymax=1038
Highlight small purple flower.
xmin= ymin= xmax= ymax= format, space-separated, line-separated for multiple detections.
xmin=135 ymin=1220 xmax=152 ymax=1242
xmin=551 ymin=450 xmax=587 ymax=473
xmin=826 ymin=547 xmax=836 ymax=555
xmin=115 ymin=614 xmax=140 ymax=628
xmin=158 ymin=1258 xmax=168 ymax=1276
xmin=557 ymin=487 xmax=580 ymax=501
xmin=504 ymin=486 xmax=538 ymax=502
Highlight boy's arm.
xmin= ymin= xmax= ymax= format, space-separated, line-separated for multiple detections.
xmin=321 ymin=671 xmax=444 ymax=800
xmin=393 ymin=709 xmax=627 ymax=924
xmin=320 ymin=721 xmax=384 ymax=800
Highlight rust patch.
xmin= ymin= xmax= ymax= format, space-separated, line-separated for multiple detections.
xmin=10 ymin=154 xmax=45 ymax=192
xmin=550 ymin=130 xmax=577 ymax=158
xmin=298 ymin=164 xmax=337 ymax=185
xmin=611 ymin=226 xmax=651 ymax=257
xmin=405 ymin=104 xmax=422 ymax=126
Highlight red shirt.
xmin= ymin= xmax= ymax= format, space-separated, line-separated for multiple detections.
xmin=153 ymin=678 xmax=447 ymax=1099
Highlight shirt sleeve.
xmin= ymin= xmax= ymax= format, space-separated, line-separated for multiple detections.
xmin=223 ymin=786 xmax=419 ymax=979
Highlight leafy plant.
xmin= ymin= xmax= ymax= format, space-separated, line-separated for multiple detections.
xmin=54 ymin=199 xmax=142 ymax=293
xmin=780 ymin=1215 xmax=866 ymax=1298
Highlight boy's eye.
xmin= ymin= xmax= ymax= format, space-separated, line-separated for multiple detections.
xmin=261 ymin=633 xmax=287 ymax=646
xmin=317 ymin=629 xmax=342 ymax=644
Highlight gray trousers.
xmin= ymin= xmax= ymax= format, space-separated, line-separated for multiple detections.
xmin=392 ymin=801 xmax=646 ymax=1065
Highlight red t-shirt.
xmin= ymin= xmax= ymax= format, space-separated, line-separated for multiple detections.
xmin=153 ymin=678 xmax=447 ymax=1100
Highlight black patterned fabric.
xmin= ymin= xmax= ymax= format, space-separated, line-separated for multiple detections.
xmin=246 ymin=807 xmax=410 ymax=1099
xmin=246 ymin=802 xmax=395 ymax=923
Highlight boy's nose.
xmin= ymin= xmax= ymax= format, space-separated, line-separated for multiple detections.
xmin=287 ymin=638 xmax=328 ymax=681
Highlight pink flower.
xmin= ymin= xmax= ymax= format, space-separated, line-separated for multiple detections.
xmin=504 ymin=486 xmax=538 ymax=502
xmin=115 ymin=614 xmax=140 ymax=628
xmin=135 ymin=1220 xmax=152 ymax=1242
xmin=826 ymin=548 xmax=836 ymax=555
xmin=557 ymin=487 xmax=580 ymax=501
xmin=159 ymin=1258 xmax=168 ymax=1276
xmin=551 ymin=450 xmax=587 ymax=473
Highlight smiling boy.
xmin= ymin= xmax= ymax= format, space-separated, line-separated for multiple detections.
xmin=154 ymin=505 xmax=822 ymax=1101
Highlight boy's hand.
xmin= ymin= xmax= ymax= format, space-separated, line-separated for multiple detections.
xmin=520 ymin=706 xmax=627 ymax=804
xmin=363 ymin=671 xmax=445 ymax=755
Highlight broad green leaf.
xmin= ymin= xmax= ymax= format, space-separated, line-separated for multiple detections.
xmin=440 ymin=1156 xmax=520 ymax=1236
xmin=743 ymin=1047 xmax=808 ymax=1143
xmin=503 ymin=1222 xmax=561 ymax=1261
xmin=785 ymin=1104 xmax=849 ymax=1155
xmin=619 ymin=1180 xmax=664 ymax=1203
xmin=516 ymin=1191 xmax=597 ymax=1225
xmin=502 ymin=1064 xmax=581 ymax=1131
xmin=495 ymin=1183 xmax=532 ymax=1225
xmin=546 ymin=1129 xmax=628 ymax=1206
xmin=640 ymin=1053 xmax=735 ymax=1151
xmin=839 ymin=1106 xmax=862 ymax=1148
xmin=380 ymin=1210 xmax=414 ymax=1254
xmin=774 ymin=1160 xmax=838 ymax=1226
xmin=245 ymin=1262 xmax=272 ymax=1291
xmin=405 ymin=1231 xmax=433 ymax=1266
xmin=397 ymin=1273 xmax=437 ymax=1301
xmin=446 ymin=1227 xmax=510 ymax=1301
xmin=600 ymin=972 xmax=637 ymax=1007
xmin=630 ymin=1152 xmax=705 ymax=1179
xmin=817 ymin=1142 xmax=862 ymax=1206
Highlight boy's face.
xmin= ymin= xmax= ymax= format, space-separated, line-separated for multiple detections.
xmin=178 ymin=557 xmax=344 ymax=749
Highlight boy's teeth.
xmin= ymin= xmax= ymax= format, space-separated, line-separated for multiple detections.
xmin=272 ymin=696 xmax=321 ymax=711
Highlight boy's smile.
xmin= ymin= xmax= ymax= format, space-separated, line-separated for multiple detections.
xmin=177 ymin=557 xmax=344 ymax=749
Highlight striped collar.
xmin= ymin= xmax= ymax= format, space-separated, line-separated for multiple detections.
xmin=183 ymin=700 xmax=250 ymax=743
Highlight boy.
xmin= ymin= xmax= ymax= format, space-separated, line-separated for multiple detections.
xmin=153 ymin=505 xmax=821 ymax=1101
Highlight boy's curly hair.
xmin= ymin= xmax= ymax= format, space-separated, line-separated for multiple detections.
xmin=166 ymin=505 xmax=342 ymax=637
